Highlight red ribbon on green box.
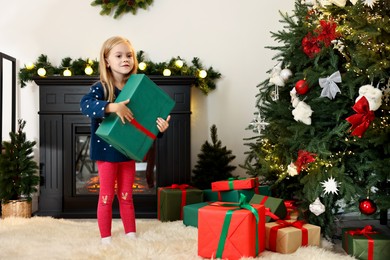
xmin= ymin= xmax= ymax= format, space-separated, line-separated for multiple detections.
xmin=212 ymin=194 xmax=260 ymax=259
xmin=345 ymin=225 xmax=378 ymax=260
xmin=269 ymin=220 xmax=308 ymax=252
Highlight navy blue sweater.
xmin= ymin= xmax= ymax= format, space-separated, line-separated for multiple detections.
xmin=80 ymin=81 xmax=131 ymax=162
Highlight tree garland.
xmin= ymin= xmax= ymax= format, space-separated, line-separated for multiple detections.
xmin=18 ymin=52 xmax=221 ymax=95
xmin=91 ymin=0 xmax=154 ymax=18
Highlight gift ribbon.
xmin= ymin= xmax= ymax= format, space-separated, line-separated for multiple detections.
xmin=269 ymin=220 xmax=308 ymax=252
xmin=130 ymin=118 xmax=156 ymax=140
xmin=213 ymin=194 xmax=260 ymax=259
xmin=346 ymin=96 xmax=375 ymax=138
xmin=346 ymin=225 xmax=378 ymax=260
xmin=319 ymin=71 xmax=342 ymax=100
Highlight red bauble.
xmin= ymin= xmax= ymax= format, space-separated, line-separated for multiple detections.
xmin=359 ymin=198 xmax=377 ymax=215
xmin=295 ymin=79 xmax=310 ymax=95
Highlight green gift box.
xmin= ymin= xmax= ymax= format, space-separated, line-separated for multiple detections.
xmin=249 ymin=194 xmax=287 ymax=222
xmin=342 ymin=226 xmax=390 ymax=260
xmin=183 ymin=202 xmax=210 ymax=228
xmin=96 ymin=74 xmax=175 ymax=161
xmin=203 ymin=189 xmax=255 ymax=202
xmin=257 ymin=185 xmax=271 ymax=196
xmin=158 ymin=185 xmax=204 ymax=222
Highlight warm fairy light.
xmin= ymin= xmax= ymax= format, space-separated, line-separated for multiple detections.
xmin=25 ymin=62 xmax=34 ymax=70
xmin=175 ymin=59 xmax=184 ymax=68
xmin=37 ymin=68 xmax=46 ymax=77
xmin=84 ymin=65 xmax=93 ymax=75
xmin=138 ymin=62 xmax=147 ymax=71
xmin=199 ymin=70 xmax=207 ymax=78
xmin=163 ymin=68 xmax=171 ymax=76
xmin=63 ymin=68 xmax=72 ymax=76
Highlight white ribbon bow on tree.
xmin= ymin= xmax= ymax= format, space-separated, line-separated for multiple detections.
xmin=319 ymin=71 xmax=342 ymax=100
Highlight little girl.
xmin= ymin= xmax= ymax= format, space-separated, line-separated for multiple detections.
xmin=80 ymin=36 xmax=170 ymax=244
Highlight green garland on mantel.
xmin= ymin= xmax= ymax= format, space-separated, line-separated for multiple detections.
xmin=91 ymin=0 xmax=154 ymax=18
xmin=18 ymin=52 xmax=221 ymax=95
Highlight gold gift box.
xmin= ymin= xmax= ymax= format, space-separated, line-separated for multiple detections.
xmin=265 ymin=220 xmax=321 ymax=254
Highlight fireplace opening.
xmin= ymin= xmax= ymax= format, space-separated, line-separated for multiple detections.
xmin=74 ymin=125 xmax=157 ymax=196
xmin=72 ymin=126 xmax=156 ymax=196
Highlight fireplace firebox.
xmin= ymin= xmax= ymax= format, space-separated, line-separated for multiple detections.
xmin=35 ymin=76 xmax=194 ymax=218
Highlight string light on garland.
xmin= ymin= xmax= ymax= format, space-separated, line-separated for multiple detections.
xmin=175 ymin=59 xmax=184 ymax=68
xmin=198 ymin=69 xmax=207 ymax=79
xmin=163 ymin=68 xmax=171 ymax=76
xmin=25 ymin=62 xmax=35 ymax=70
xmin=37 ymin=68 xmax=46 ymax=77
xmin=84 ymin=65 xmax=93 ymax=75
xmin=138 ymin=62 xmax=147 ymax=71
xmin=63 ymin=68 xmax=72 ymax=77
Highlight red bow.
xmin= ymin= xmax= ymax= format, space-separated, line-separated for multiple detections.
xmin=295 ymin=150 xmax=316 ymax=173
xmin=348 ymin=225 xmax=378 ymax=236
xmin=169 ymin=184 xmax=190 ymax=190
xmin=346 ymin=96 xmax=375 ymax=138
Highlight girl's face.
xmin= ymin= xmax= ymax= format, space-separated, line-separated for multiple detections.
xmin=106 ymin=42 xmax=135 ymax=80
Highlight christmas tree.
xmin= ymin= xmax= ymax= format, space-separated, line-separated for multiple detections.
xmin=0 ymin=120 xmax=40 ymax=203
xmin=192 ymin=124 xmax=237 ymax=189
xmin=242 ymin=0 xmax=390 ymax=239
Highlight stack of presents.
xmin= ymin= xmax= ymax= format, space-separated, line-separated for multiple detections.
xmin=158 ymin=177 xmax=390 ymax=260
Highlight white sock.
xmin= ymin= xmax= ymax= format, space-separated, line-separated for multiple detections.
xmin=126 ymin=232 xmax=137 ymax=239
xmin=101 ymin=236 xmax=112 ymax=245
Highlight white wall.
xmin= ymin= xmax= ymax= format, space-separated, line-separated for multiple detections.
xmin=0 ymin=0 xmax=294 ymax=177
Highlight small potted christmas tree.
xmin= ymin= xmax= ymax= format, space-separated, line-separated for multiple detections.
xmin=0 ymin=119 xmax=39 ymax=218
xmin=192 ymin=124 xmax=237 ymax=189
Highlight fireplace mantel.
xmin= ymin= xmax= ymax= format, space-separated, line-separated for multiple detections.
xmin=35 ymin=75 xmax=194 ymax=218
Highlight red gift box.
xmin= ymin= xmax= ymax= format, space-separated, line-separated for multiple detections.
xmin=211 ymin=177 xmax=258 ymax=192
xmin=198 ymin=195 xmax=265 ymax=260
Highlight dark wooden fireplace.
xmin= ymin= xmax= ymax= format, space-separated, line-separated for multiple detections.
xmin=35 ymin=75 xmax=194 ymax=218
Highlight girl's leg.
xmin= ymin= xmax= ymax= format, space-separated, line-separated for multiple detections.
xmin=96 ymin=161 xmax=117 ymax=238
xmin=116 ymin=160 xmax=136 ymax=234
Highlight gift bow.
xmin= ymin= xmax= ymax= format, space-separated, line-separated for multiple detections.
xmin=215 ymin=194 xmax=260 ymax=258
xmin=269 ymin=220 xmax=308 ymax=252
xmin=169 ymin=184 xmax=190 ymax=190
xmin=319 ymin=71 xmax=342 ymax=100
xmin=346 ymin=96 xmax=375 ymax=138
xmin=348 ymin=225 xmax=378 ymax=236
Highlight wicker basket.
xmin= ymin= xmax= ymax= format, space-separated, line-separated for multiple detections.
xmin=1 ymin=200 xmax=32 ymax=219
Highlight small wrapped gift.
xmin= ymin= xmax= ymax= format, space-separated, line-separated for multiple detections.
xmin=250 ymin=194 xmax=287 ymax=222
xmin=203 ymin=189 xmax=255 ymax=203
xmin=265 ymin=220 xmax=321 ymax=254
xmin=96 ymin=74 xmax=175 ymax=161
xmin=211 ymin=177 xmax=258 ymax=192
xmin=342 ymin=225 xmax=390 ymax=260
xmin=198 ymin=194 xmax=265 ymax=260
xmin=158 ymin=184 xmax=203 ymax=222
xmin=183 ymin=202 xmax=210 ymax=228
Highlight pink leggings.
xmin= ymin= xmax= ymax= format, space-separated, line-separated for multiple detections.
xmin=97 ymin=160 xmax=136 ymax=238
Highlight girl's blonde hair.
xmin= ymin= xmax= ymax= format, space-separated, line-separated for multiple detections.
xmin=99 ymin=36 xmax=138 ymax=102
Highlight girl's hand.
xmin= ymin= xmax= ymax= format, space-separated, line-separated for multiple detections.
xmin=157 ymin=115 xmax=171 ymax=132
xmin=106 ymin=99 xmax=134 ymax=124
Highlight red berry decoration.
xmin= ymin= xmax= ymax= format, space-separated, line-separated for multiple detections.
xmin=359 ymin=198 xmax=377 ymax=215
xmin=295 ymin=79 xmax=310 ymax=95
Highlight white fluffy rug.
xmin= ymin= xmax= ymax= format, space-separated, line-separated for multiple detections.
xmin=0 ymin=217 xmax=354 ymax=260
